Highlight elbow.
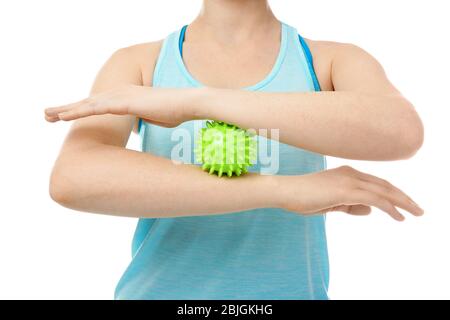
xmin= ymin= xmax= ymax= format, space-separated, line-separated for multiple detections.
xmin=399 ymin=123 xmax=424 ymax=160
xmin=392 ymin=102 xmax=424 ymax=160
xmin=49 ymin=164 xmax=77 ymax=208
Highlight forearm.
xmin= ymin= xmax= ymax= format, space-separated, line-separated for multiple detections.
xmin=49 ymin=142 xmax=425 ymax=221
xmin=50 ymin=143 xmax=276 ymax=218
xmin=194 ymin=88 xmax=423 ymax=160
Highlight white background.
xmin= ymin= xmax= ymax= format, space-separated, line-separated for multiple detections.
xmin=0 ymin=0 xmax=449 ymax=300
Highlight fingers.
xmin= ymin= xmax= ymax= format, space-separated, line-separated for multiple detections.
xmin=45 ymin=113 xmax=60 ymax=123
xmin=332 ymin=205 xmax=372 ymax=216
xmin=358 ymin=179 xmax=424 ymax=217
xmin=348 ymin=168 xmax=424 ymax=217
xmin=57 ymin=102 xmax=104 ymax=121
xmin=336 ymin=166 xmax=424 ymax=221
xmin=349 ymin=189 xmax=406 ymax=222
xmin=45 ymin=103 xmax=79 ymax=118
xmin=356 ymin=170 xmax=422 ymax=212
xmin=45 ymin=101 xmax=84 ymax=121
xmin=45 ymin=97 xmax=124 ymax=122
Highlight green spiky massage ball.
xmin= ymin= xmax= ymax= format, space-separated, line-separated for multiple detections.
xmin=195 ymin=121 xmax=257 ymax=177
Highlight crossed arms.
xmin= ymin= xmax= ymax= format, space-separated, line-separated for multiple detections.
xmin=45 ymin=42 xmax=424 ymax=221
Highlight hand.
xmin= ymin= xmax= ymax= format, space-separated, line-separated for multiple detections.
xmin=44 ymin=85 xmax=197 ymax=127
xmin=277 ymin=166 xmax=424 ymax=221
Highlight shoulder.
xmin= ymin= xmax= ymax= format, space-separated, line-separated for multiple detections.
xmin=304 ymin=38 xmax=369 ymax=59
xmin=300 ymin=38 xmax=376 ymax=91
xmin=111 ymin=40 xmax=164 ymax=86
xmin=109 ymin=41 xmax=164 ymax=133
xmin=112 ymin=40 xmax=164 ymax=61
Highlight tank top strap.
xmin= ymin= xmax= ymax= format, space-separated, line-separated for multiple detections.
xmin=283 ymin=23 xmax=321 ymax=92
xmin=118 ymin=21 xmax=329 ymax=301
xmin=151 ymin=29 xmax=183 ymax=87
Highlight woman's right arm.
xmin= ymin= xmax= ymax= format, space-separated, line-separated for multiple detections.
xmin=48 ymin=45 xmax=423 ymax=221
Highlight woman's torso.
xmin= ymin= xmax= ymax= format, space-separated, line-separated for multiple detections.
xmin=115 ymin=22 xmax=330 ymax=300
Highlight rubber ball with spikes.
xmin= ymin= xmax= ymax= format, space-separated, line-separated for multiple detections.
xmin=195 ymin=121 xmax=257 ymax=177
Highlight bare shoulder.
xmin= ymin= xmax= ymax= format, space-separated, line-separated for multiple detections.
xmin=114 ymin=40 xmax=163 ymax=62
xmin=111 ymin=41 xmax=163 ymax=133
xmin=114 ymin=40 xmax=164 ymax=86
xmin=301 ymin=38 xmax=371 ymax=91
xmin=305 ymin=38 xmax=369 ymax=59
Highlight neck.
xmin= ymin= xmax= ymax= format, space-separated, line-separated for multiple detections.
xmin=190 ymin=0 xmax=278 ymax=43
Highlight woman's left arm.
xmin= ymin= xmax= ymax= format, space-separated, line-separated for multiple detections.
xmin=46 ymin=43 xmax=424 ymax=161
xmin=193 ymin=43 xmax=424 ymax=161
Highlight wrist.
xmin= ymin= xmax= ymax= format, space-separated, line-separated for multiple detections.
xmin=232 ymin=173 xmax=281 ymax=210
xmin=257 ymin=175 xmax=286 ymax=209
xmin=266 ymin=175 xmax=300 ymax=211
xmin=189 ymin=87 xmax=218 ymax=120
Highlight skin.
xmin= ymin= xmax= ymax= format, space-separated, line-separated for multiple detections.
xmin=45 ymin=0 xmax=424 ymax=222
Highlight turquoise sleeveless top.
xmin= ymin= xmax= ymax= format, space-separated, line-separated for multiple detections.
xmin=114 ymin=22 xmax=329 ymax=300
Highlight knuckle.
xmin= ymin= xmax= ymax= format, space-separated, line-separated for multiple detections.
xmin=341 ymin=175 xmax=357 ymax=188
xmin=88 ymin=101 xmax=99 ymax=114
xmin=339 ymin=165 xmax=355 ymax=173
xmin=88 ymin=102 xmax=98 ymax=115
xmin=373 ymin=194 xmax=383 ymax=203
xmin=87 ymin=100 xmax=97 ymax=108
xmin=376 ymin=195 xmax=390 ymax=207
xmin=356 ymin=189 xmax=376 ymax=203
xmin=336 ymin=166 xmax=358 ymax=183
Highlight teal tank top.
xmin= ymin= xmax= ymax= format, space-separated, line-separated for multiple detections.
xmin=114 ymin=22 xmax=329 ymax=300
